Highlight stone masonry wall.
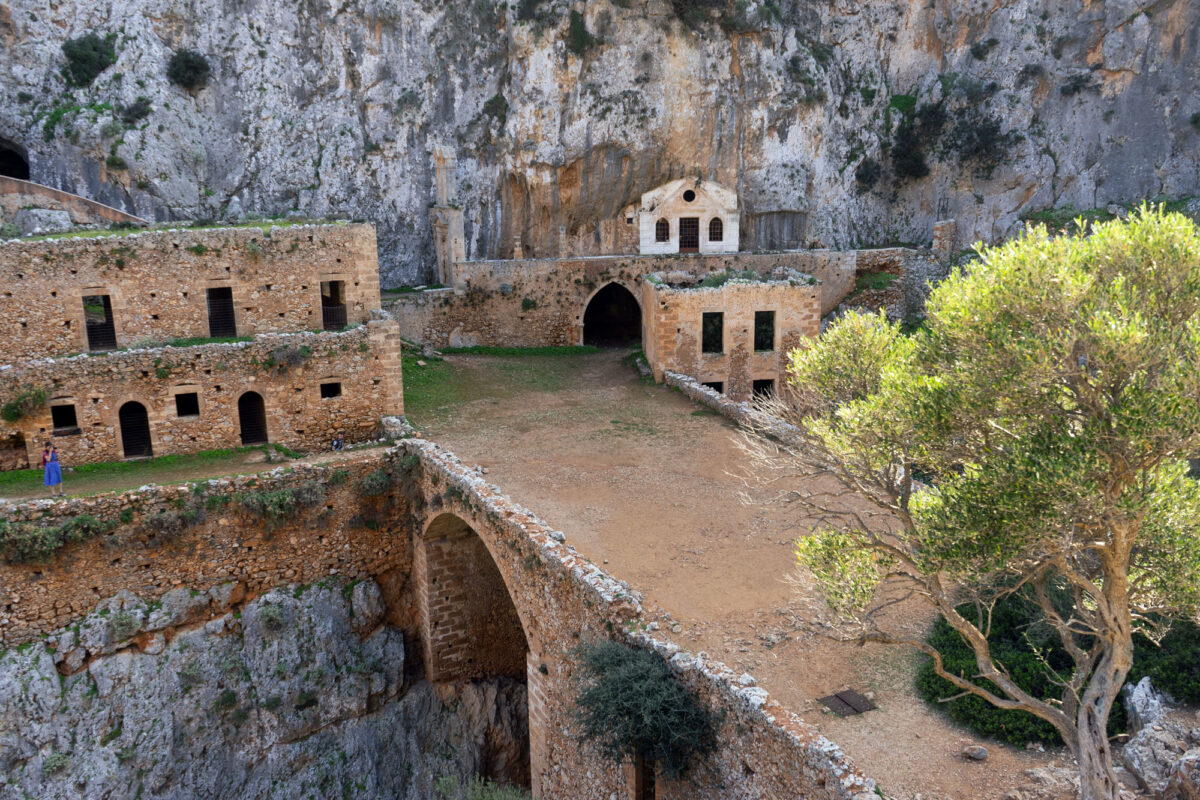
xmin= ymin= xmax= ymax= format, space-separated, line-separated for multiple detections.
xmin=0 ymin=439 xmax=877 ymax=800
xmin=642 ymin=273 xmax=820 ymax=402
xmin=0 ymin=222 xmax=380 ymax=361
xmin=390 ymin=250 xmax=854 ymax=349
xmin=0 ymin=318 xmax=404 ymax=467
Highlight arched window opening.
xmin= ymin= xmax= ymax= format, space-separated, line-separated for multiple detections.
xmin=654 ymin=218 xmax=669 ymax=243
xmin=708 ymin=217 xmax=724 ymax=243
xmin=583 ymin=283 xmax=642 ymax=348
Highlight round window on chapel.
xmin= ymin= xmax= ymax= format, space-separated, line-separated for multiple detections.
xmin=682 ymin=189 xmax=696 ymax=202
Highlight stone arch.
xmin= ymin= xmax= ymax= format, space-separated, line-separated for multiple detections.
xmin=582 ymin=282 xmax=642 ymax=348
xmin=654 ymin=218 xmax=669 ymax=242
xmin=0 ymin=138 xmax=29 ymax=181
xmin=418 ymin=512 xmax=530 ymax=682
xmin=417 ymin=511 xmax=534 ymax=790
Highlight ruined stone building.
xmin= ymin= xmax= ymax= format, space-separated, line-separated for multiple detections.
xmin=641 ymin=268 xmax=821 ymax=401
xmin=0 ymin=222 xmax=403 ymax=469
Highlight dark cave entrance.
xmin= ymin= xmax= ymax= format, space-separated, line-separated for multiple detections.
xmin=0 ymin=140 xmax=30 ymax=180
xmin=582 ymin=283 xmax=642 ymax=348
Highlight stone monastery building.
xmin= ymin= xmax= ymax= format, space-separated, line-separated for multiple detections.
xmin=0 ymin=222 xmax=404 ymax=470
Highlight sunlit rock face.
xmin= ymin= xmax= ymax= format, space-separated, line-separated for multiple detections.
xmin=1 ymin=0 xmax=1195 ymax=283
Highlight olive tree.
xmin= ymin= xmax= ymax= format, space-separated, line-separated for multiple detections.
xmin=746 ymin=208 xmax=1200 ymax=800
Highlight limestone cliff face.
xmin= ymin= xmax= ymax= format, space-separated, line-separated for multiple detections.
xmin=0 ymin=580 xmax=528 ymax=799
xmin=0 ymin=0 xmax=1196 ymax=283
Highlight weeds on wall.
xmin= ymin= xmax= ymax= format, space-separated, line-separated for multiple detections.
xmin=237 ymin=481 xmax=326 ymax=530
xmin=0 ymin=514 xmax=116 ymax=564
xmin=573 ymin=640 xmax=717 ymax=779
xmin=1 ymin=384 xmax=47 ymax=423
xmin=434 ymin=775 xmax=530 ymax=800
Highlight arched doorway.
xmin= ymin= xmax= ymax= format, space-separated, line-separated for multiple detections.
xmin=118 ymin=402 xmax=153 ymax=459
xmin=583 ymin=283 xmax=641 ymax=347
xmin=0 ymin=139 xmax=30 ymax=180
xmin=421 ymin=512 xmax=531 ymax=789
xmin=237 ymin=391 xmax=268 ymax=445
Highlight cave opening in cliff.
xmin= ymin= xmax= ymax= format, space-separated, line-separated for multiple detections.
xmin=0 ymin=139 xmax=29 ymax=181
xmin=422 ymin=512 xmax=531 ymax=790
xmin=583 ymin=283 xmax=642 ymax=348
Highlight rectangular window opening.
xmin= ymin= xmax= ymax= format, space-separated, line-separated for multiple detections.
xmin=82 ymin=294 xmax=116 ymax=351
xmin=50 ymin=404 xmax=80 ymax=435
xmin=206 ymin=287 xmax=237 ymax=338
xmin=320 ymin=382 xmax=342 ymax=399
xmin=753 ymin=379 xmax=775 ymax=398
xmin=754 ymin=310 xmax=775 ymax=352
xmin=175 ymin=392 xmax=200 ymax=418
xmin=701 ymin=312 xmax=723 ymax=354
xmin=320 ymin=280 xmax=347 ymax=330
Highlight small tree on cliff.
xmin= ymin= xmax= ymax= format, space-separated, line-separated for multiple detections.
xmin=745 ymin=207 xmax=1200 ymax=800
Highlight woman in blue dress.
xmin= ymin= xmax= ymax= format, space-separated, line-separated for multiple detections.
xmin=42 ymin=442 xmax=64 ymax=497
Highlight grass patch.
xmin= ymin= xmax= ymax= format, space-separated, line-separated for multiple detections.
xmin=854 ymin=272 xmax=896 ymax=292
xmin=439 ymin=345 xmax=601 ymax=356
xmin=0 ymin=445 xmax=288 ymax=499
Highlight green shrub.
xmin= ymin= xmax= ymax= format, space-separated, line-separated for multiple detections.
xmin=1190 ymin=112 xmax=1200 ymax=132
xmin=854 ymin=158 xmax=881 ymax=192
xmin=166 ymin=49 xmax=211 ymax=90
xmin=0 ymin=222 xmax=19 ymax=240
xmin=1128 ymin=619 xmax=1200 ymax=705
xmin=0 ymin=514 xmax=116 ymax=564
xmin=214 ymin=689 xmax=237 ymax=711
xmin=357 ymin=468 xmax=392 ymax=497
xmin=41 ymin=751 xmax=70 ymax=776
xmin=258 ymin=602 xmax=286 ymax=632
xmin=118 ymin=96 xmax=152 ymax=126
xmin=915 ymin=591 xmax=1200 ymax=745
xmin=105 ymin=154 xmax=128 ymax=170
xmin=237 ymin=482 xmax=325 ymax=527
xmin=109 ymin=610 xmax=140 ymax=641
xmin=521 ymin=297 xmax=538 ymax=311
xmin=573 ymin=640 xmax=716 ymax=779
xmin=566 ymin=10 xmax=596 ymax=56
xmin=482 ymin=93 xmax=508 ymax=126
xmin=62 ymin=33 xmax=116 ymax=87
xmin=1 ymin=384 xmax=46 ymax=422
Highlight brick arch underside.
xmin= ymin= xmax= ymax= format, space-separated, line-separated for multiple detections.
xmin=419 ymin=511 xmax=529 ymax=683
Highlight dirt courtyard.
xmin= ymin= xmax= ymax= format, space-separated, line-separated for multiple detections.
xmin=405 ymin=350 xmax=1065 ymax=800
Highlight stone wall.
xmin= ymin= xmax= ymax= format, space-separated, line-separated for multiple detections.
xmin=0 ymin=319 xmax=404 ymax=468
xmin=0 ymin=439 xmax=877 ymax=800
xmin=642 ymin=270 xmax=821 ymax=402
xmin=0 ymin=175 xmax=146 ymax=226
xmin=392 ymin=250 xmax=854 ymax=349
xmin=0 ymin=222 xmax=380 ymax=361
xmin=850 ymin=246 xmax=947 ymax=322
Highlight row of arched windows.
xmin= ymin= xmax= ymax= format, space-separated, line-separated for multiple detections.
xmin=654 ymin=218 xmax=724 ymax=243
